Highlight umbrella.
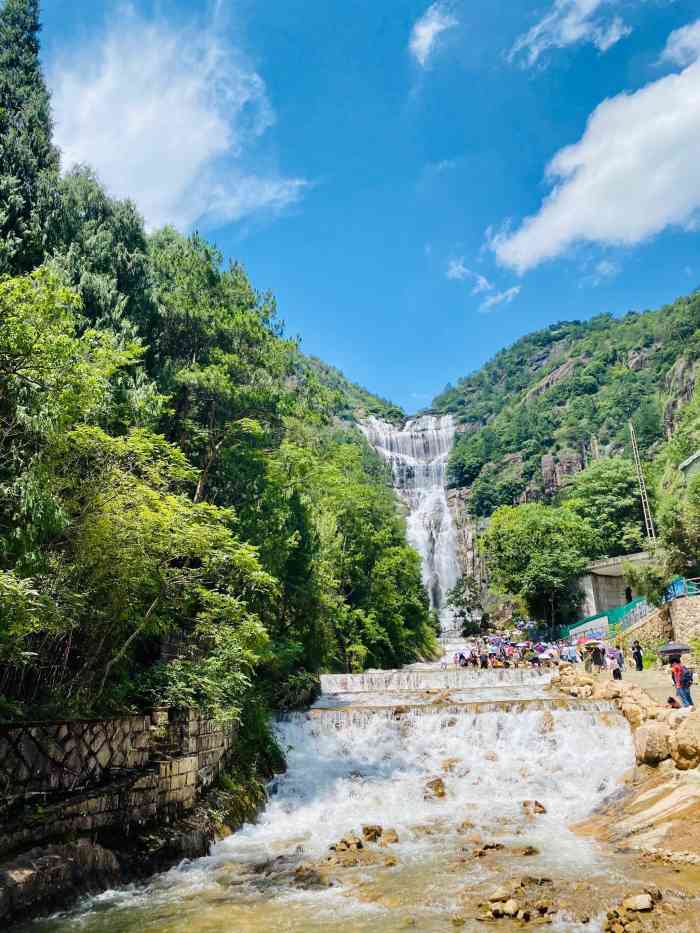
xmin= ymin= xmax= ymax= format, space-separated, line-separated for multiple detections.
xmin=658 ymin=641 xmax=692 ymax=656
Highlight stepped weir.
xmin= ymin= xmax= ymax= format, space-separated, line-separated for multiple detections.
xmin=27 ymin=652 xmax=640 ymax=933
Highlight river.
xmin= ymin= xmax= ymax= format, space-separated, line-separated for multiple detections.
xmin=25 ymin=661 xmax=644 ymax=933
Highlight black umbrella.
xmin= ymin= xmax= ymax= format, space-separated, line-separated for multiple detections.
xmin=658 ymin=641 xmax=692 ymax=656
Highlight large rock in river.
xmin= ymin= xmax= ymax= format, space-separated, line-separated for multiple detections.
xmin=634 ymin=723 xmax=671 ymax=765
xmin=669 ymin=711 xmax=700 ymax=770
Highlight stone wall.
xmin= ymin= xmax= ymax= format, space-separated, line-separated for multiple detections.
xmin=0 ymin=708 xmax=237 ymax=859
xmin=669 ymin=596 xmax=700 ymax=644
xmin=0 ymin=715 xmax=151 ymax=797
xmin=621 ymin=606 xmax=673 ymax=654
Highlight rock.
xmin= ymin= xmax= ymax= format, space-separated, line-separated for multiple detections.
xmin=578 ymin=685 xmax=594 ymax=699
xmin=424 ymin=777 xmax=446 ymax=799
xmin=622 ymin=893 xmax=653 ymax=912
xmin=450 ymin=915 xmax=466 ymax=926
xmin=293 ymin=865 xmax=333 ymax=888
xmin=488 ymin=886 xmax=511 ymax=902
xmin=522 ymin=800 xmax=547 ymax=815
xmin=379 ymin=829 xmax=399 ymax=846
xmin=330 ymin=833 xmax=363 ymax=852
xmin=670 ymin=710 xmax=700 ymax=770
xmin=361 ymin=825 xmax=383 ymax=842
xmin=0 ymin=842 xmax=121 ymax=925
xmin=621 ymin=703 xmax=645 ymax=728
xmin=441 ymin=757 xmax=461 ymax=773
xmin=634 ymin=723 xmax=671 ymax=765
xmin=457 ymin=819 xmax=475 ymax=832
xmin=502 ymin=899 xmax=520 ymax=917
xmin=484 ymin=751 xmax=498 ymax=762
xmin=540 ymin=711 xmax=555 ymax=733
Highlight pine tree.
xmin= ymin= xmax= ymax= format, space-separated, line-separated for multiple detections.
xmin=0 ymin=0 xmax=60 ymax=274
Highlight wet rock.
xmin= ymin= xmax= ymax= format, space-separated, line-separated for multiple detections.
xmin=522 ymin=800 xmax=547 ymax=815
xmin=379 ymin=828 xmax=400 ymax=846
xmin=361 ymin=825 xmax=383 ymax=842
xmin=513 ymin=845 xmax=539 ymax=857
xmin=502 ymin=899 xmax=520 ymax=917
xmin=540 ymin=711 xmax=555 ymax=733
xmin=442 ymin=757 xmax=461 ymax=773
xmin=634 ymin=723 xmax=671 ymax=765
xmin=293 ymin=865 xmax=333 ymax=888
xmin=424 ymin=776 xmax=446 ymax=799
xmin=450 ymin=915 xmax=467 ymax=927
xmin=488 ymin=886 xmax=511 ymax=902
xmin=457 ymin=819 xmax=475 ymax=832
xmin=330 ymin=833 xmax=363 ymax=852
xmin=622 ymin=893 xmax=653 ymax=912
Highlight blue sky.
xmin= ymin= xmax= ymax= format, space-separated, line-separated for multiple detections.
xmin=41 ymin=1 xmax=700 ymax=411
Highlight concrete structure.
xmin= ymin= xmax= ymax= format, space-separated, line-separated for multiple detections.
xmin=579 ymin=551 xmax=652 ymax=618
xmin=679 ymin=450 xmax=700 ymax=483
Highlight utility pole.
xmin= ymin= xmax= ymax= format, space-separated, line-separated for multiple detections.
xmin=629 ymin=421 xmax=656 ymax=547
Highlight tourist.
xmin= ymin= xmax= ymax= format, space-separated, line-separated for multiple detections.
xmin=670 ymin=656 xmax=695 ymax=707
xmin=608 ymin=651 xmax=622 ymax=681
xmin=632 ymin=641 xmax=643 ymax=672
xmin=479 ymin=649 xmax=488 ymax=669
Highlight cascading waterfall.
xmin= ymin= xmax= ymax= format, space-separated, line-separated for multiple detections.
xmin=360 ymin=414 xmax=461 ymax=632
xmin=28 ymin=663 xmax=637 ymax=933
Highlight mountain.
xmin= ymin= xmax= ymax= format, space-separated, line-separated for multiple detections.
xmin=431 ymin=291 xmax=700 ymax=517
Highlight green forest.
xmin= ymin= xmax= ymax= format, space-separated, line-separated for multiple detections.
xmin=0 ymin=0 xmax=437 ymax=744
xmin=432 ymin=275 xmax=700 ymax=630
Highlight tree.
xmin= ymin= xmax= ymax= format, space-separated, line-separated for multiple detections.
xmin=482 ymin=503 xmax=600 ymax=632
xmin=562 ymin=457 xmax=646 ymax=558
xmin=447 ymin=574 xmax=486 ymax=636
xmin=0 ymin=0 xmax=60 ymax=274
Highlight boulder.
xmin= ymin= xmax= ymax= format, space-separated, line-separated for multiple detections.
xmin=634 ymin=723 xmax=671 ymax=765
xmin=378 ymin=829 xmax=400 ymax=846
xmin=620 ymin=703 xmax=645 ymax=728
xmin=502 ymin=899 xmax=520 ymax=917
xmin=361 ymin=825 xmax=383 ymax=842
xmin=424 ymin=777 xmax=446 ymax=799
xmin=670 ymin=711 xmax=700 ymax=770
xmin=622 ymin=893 xmax=653 ymax=912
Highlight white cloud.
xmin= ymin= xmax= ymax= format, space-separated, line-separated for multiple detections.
xmin=479 ymin=286 xmax=521 ymax=312
xmin=446 ymin=258 xmax=494 ymax=294
xmin=49 ymin=8 xmax=307 ymax=230
xmin=409 ymin=3 xmax=458 ymax=68
xmin=492 ymin=28 xmax=700 ymax=273
xmin=595 ymin=258 xmax=618 ymax=278
xmin=510 ymin=1 xmax=631 ymax=67
xmin=660 ymin=19 xmax=700 ymax=67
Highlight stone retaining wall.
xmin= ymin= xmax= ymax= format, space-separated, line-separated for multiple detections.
xmin=669 ymin=595 xmax=700 ymax=644
xmin=0 ymin=708 xmax=237 ymax=859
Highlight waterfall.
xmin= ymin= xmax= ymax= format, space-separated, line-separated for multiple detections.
xmin=360 ymin=414 xmax=461 ymax=632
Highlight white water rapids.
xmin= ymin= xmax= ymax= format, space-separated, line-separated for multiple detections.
xmin=360 ymin=415 xmax=461 ymax=632
xmin=28 ymin=668 xmax=637 ymax=933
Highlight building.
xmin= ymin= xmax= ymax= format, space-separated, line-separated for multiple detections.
xmin=578 ymin=551 xmax=652 ymax=619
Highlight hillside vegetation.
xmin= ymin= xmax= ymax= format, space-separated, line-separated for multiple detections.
xmin=435 ymin=294 xmax=700 ymax=630
xmin=433 ymin=296 xmax=700 ymax=516
xmin=0 ymin=1 xmax=435 ymax=731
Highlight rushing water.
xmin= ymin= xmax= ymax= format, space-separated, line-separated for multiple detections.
xmin=360 ymin=415 xmax=461 ymax=632
xmin=27 ymin=667 xmax=637 ymax=933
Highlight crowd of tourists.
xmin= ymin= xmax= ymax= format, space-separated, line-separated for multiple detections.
xmin=444 ymin=634 xmax=695 ymax=708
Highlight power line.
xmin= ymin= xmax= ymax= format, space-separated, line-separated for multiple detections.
xmin=629 ymin=421 xmax=656 ymax=546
